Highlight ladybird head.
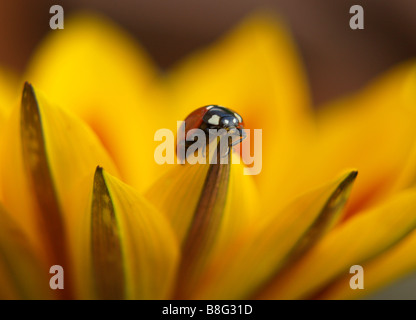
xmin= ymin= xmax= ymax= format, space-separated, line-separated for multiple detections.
xmin=202 ymin=105 xmax=244 ymax=129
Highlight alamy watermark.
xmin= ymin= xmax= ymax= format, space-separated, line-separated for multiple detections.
xmin=49 ymin=265 xmax=64 ymax=290
xmin=48 ymin=4 xmax=366 ymax=31
xmin=350 ymin=5 xmax=364 ymax=30
xmin=49 ymin=5 xmax=64 ymax=30
xmin=350 ymin=265 xmax=364 ymax=290
xmin=154 ymin=121 xmax=262 ymax=175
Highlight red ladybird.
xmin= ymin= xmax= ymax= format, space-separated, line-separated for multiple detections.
xmin=177 ymin=105 xmax=245 ymax=161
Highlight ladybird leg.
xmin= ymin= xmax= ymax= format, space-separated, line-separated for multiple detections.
xmin=230 ymin=129 xmax=245 ymax=146
xmin=240 ymin=127 xmax=247 ymax=140
xmin=223 ymin=146 xmax=231 ymax=157
xmin=236 ymin=127 xmax=247 ymax=142
xmin=231 ymin=137 xmax=242 ymax=146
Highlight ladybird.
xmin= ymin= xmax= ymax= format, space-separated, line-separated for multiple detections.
xmin=177 ymin=105 xmax=246 ymax=161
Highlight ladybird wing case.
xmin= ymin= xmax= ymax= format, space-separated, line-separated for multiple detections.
xmin=183 ymin=106 xmax=209 ymax=133
xmin=176 ymin=106 xmax=209 ymax=162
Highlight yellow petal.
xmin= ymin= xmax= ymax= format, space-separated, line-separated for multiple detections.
xmin=166 ymin=12 xmax=313 ymax=209
xmin=0 ymin=204 xmax=53 ymax=299
xmin=392 ymin=62 xmax=416 ymax=190
xmin=146 ymin=146 xmax=259 ymax=298
xmin=317 ymin=229 xmax=416 ymax=300
xmin=190 ymin=170 xmax=357 ymax=299
xmin=299 ymin=61 xmax=416 ymax=218
xmin=146 ymin=162 xmax=210 ymax=244
xmin=0 ymin=83 xmax=119 ymax=297
xmin=260 ymin=188 xmax=416 ymax=299
xmin=25 ymin=13 xmax=163 ymax=192
xmin=77 ymin=167 xmax=179 ymax=299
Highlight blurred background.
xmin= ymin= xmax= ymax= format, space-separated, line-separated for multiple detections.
xmin=1 ymin=0 xmax=416 ymax=299
xmin=1 ymin=0 xmax=416 ymax=106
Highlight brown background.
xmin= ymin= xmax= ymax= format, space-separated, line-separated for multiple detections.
xmin=1 ymin=0 xmax=416 ymax=105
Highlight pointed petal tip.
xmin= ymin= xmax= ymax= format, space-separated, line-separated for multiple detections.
xmin=344 ymin=170 xmax=358 ymax=184
xmin=21 ymin=81 xmax=38 ymax=113
xmin=334 ymin=170 xmax=358 ymax=188
xmin=95 ymin=165 xmax=104 ymax=174
xmin=338 ymin=170 xmax=358 ymax=197
xmin=22 ymin=81 xmax=35 ymax=99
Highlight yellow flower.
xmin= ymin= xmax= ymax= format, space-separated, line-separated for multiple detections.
xmin=1 ymin=12 xmax=416 ymax=299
